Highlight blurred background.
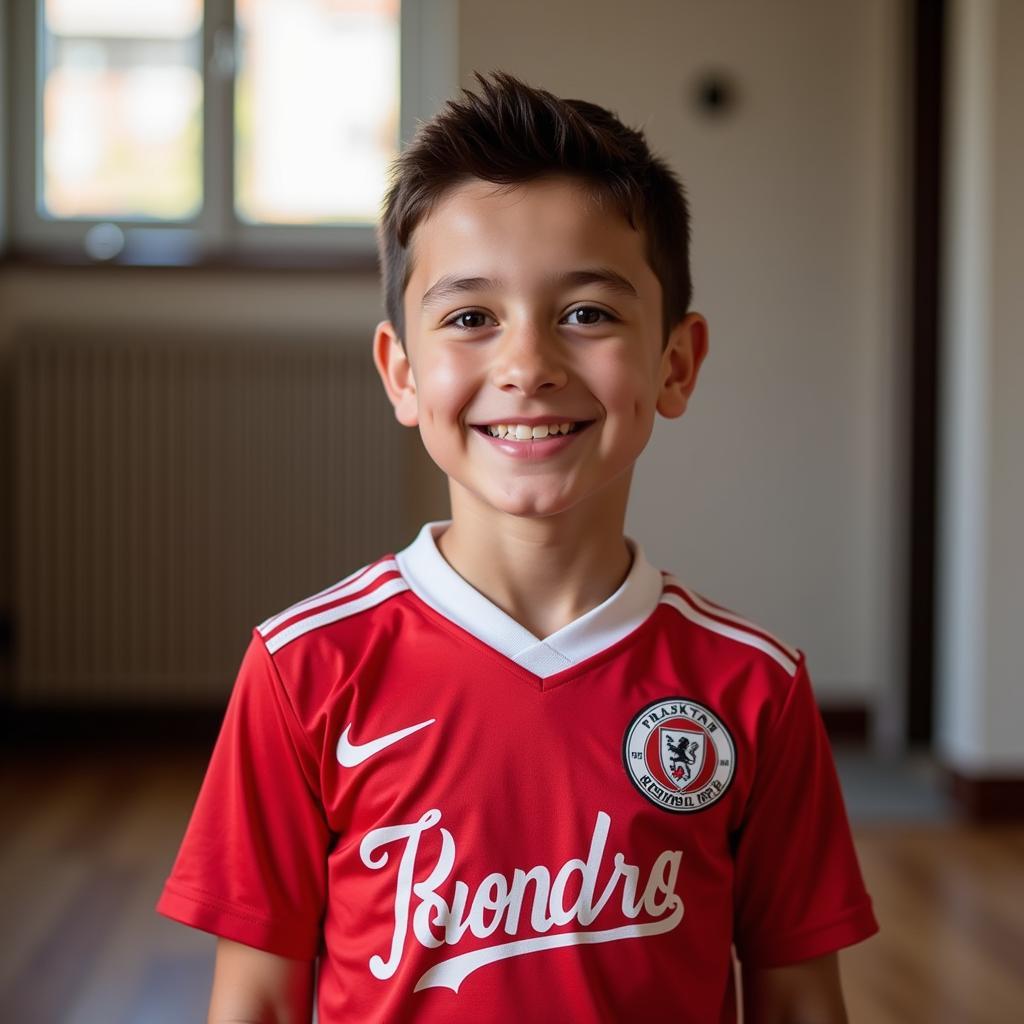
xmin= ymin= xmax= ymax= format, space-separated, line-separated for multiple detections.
xmin=0 ymin=0 xmax=1021 ymax=1021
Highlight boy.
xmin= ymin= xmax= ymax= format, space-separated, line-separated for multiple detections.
xmin=156 ymin=71 xmax=878 ymax=1022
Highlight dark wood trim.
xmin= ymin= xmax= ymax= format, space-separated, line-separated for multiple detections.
xmin=0 ymin=701 xmax=875 ymax=749
xmin=946 ymin=768 xmax=1024 ymax=822
xmin=906 ymin=0 xmax=945 ymax=745
xmin=0 ymin=705 xmax=224 ymax=750
xmin=820 ymin=705 xmax=871 ymax=744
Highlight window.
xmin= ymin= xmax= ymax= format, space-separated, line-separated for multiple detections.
xmin=5 ymin=0 xmax=457 ymax=264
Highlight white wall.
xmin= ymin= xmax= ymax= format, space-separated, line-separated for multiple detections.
xmin=0 ymin=0 xmax=911 ymax=710
xmin=458 ymin=0 xmax=911 ymax=706
xmin=937 ymin=0 xmax=1024 ymax=775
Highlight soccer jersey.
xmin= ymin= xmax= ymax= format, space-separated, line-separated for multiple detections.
xmin=156 ymin=520 xmax=878 ymax=1023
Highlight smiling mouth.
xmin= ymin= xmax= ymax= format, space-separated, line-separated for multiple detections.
xmin=471 ymin=421 xmax=593 ymax=441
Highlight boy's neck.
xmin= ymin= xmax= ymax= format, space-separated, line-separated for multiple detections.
xmin=435 ymin=484 xmax=634 ymax=640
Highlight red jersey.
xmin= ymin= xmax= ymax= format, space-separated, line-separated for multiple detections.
xmin=156 ymin=520 xmax=878 ymax=1022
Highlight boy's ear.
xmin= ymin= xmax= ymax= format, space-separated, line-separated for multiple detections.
xmin=656 ymin=312 xmax=709 ymax=419
xmin=372 ymin=320 xmax=419 ymax=427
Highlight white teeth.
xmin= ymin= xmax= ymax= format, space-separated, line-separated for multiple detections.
xmin=484 ymin=422 xmax=578 ymax=440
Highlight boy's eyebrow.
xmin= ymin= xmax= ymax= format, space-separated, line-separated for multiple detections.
xmin=420 ymin=267 xmax=640 ymax=310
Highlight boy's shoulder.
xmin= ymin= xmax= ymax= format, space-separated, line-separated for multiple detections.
xmin=655 ymin=570 xmax=804 ymax=682
xmin=248 ymin=545 xmax=818 ymax=727
xmin=254 ymin=551 xmax=408 ymax=658
xmin=252 ymin=542 xmax=805 ymax=694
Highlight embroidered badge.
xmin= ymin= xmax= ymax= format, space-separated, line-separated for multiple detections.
xmin=623 ymin=698 xmax=736 ymax=813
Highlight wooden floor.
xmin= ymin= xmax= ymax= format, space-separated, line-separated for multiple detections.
xmin=1 ymin=743 xmax=1022 ymax=1023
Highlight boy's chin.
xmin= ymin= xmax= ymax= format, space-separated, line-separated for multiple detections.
xmin=453 ymin=480 xmax=585 ymax=521
xmin=484 ymin=496 xmax=579 ymax=521
xmin=445 ymin=463 xmax=636 ymax=523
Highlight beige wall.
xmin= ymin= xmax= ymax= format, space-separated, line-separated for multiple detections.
xmin=988 ymin=0 xmax=1024 ymax=769
xmin=457 ymin=0 xmax=910 ymax=707
xmin=0 ymin=0 xmax=911 ymax=709
xmin=937 ymin=0 xmax=1024 ymax=773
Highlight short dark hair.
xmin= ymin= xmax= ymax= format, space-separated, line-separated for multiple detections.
xmin=376 ymin=70 xmax=693 ymax=349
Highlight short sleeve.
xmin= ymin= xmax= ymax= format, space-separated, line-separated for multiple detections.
xmin=155 ymin=629 xmax=331 ymax=959
xmin=732 ymin=657 xmax=879 ymax=967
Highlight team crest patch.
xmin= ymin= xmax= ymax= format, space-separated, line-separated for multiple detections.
xmin=623 ymin=698 xmax=736 ymax=813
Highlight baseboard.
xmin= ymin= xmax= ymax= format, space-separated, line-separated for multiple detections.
xmin=2 ymin=701 xmax=873 ymax=748
xmin=0 ymin=704 xmax=224 ymax=749
xmin=820 ymin=703 xmax=871 ymax=744
xmin=945 ymin=768 xmax=1024 ymax=822
xmin=17 ymin=703 xmax=1022 ymax=820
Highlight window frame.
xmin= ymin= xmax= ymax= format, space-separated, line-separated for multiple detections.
xmin=4 ymin=0 xmax=457 ymax=266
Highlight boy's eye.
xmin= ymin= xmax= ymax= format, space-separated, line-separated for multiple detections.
xmin=444 ymin=310 xmax=493 ymax=331
xmin=564 ymin=305 xmax=613 ymax=326
xmin=442 ymin=306 xmax=614 ymax=331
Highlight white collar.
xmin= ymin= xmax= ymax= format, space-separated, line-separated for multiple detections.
xmin=395 ymin=520 xmax=664 ymax=678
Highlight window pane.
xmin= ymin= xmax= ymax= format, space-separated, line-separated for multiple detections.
xmin=235 ymin=0 xmax=400 ymax=225
xmin=41 ymin=0 xmax=203 ymax=220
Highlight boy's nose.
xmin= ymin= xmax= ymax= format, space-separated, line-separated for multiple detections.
xmin=490 ymin=324 xmax=568 ymax=395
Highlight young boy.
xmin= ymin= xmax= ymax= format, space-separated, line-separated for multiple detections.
xmin=156 ymin=71 xmax=878 ymax=1022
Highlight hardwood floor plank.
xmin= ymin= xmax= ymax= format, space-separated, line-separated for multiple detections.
xmin=114 ymin=952 xmax=215 ymax=1024
xmin=3 ymin=748 xmax=1022 ymax=1023
xmin=0 ymin=857 xmax=90 ymax=997
xmin=845 ymin=826 xmax=1024 ymax=1024
xmin=2 ymin=862 xmax=142 ymax=1023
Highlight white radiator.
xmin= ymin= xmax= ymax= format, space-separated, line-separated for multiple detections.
xmin=14 ymin=329 xmax=409 ymax=706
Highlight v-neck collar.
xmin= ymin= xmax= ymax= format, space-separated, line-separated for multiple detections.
xmin=395 ymin=520 xmax=664 ymax=679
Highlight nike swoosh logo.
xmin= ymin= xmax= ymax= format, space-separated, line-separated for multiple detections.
xmin=336 ymin=718 xmax=436 ymax=767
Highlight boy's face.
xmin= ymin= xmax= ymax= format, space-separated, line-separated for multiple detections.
xmin=374 ymin=175 xmax=707 ymax=522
